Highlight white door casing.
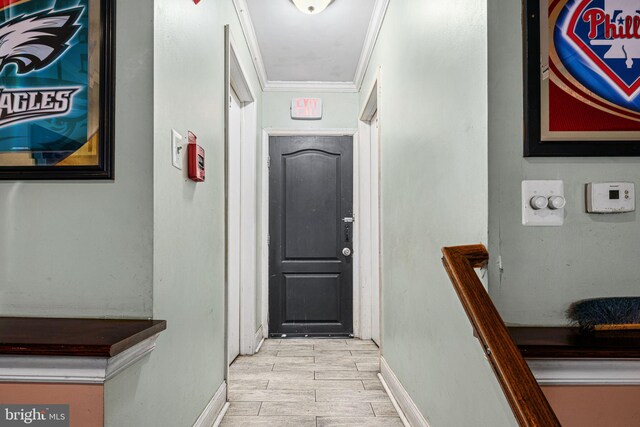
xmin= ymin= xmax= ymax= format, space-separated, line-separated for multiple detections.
xmin=228 ymin=89 xmax=242 ymax=364
xmin=357 ymin=67 xmax=382 ymax=345
xmin=370 ymin=110 xmax=381 ymax=345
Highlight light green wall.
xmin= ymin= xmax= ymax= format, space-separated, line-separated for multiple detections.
xmin=0 ymin=0 xmax=154 ymax=318
xmin=105 ymin=1 xmax=262 ymax=426
xmin=360 ymin=0 xmax=516 ymax=425
xmin=487 ymin=0 xmax=640 ymax=326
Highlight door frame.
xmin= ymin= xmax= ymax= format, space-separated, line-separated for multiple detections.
xmin=358 ymin=67 xmax=382 ymax=344
xmin=261 ymin=128 xmax=374 ymax=338
xmin=224 ymin=26 xmax=259 ymax=368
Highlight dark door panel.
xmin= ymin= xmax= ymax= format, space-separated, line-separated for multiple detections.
xmin=269 ymin=136 xmax=353 ymax=337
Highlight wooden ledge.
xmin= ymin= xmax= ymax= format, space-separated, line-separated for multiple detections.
xmin=0 ymin=317 xmax=167 ymax=357
xmin=509 ymin=326 xmax=640 ymax=359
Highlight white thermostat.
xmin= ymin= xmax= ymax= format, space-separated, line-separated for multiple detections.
xmin=586 ymin=182 xmax=635 ymax=213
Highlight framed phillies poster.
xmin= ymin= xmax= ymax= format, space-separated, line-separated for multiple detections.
xmin=524 ymin=0 xmax=640 ymax=156
xmin=0 ymin=0 xmax=114 ymax=179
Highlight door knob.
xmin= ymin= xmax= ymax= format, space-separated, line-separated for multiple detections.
xmin=342 ymin=248 xmax=352 ymax=257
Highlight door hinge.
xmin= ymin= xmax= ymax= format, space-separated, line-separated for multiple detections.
xmin=267 ymin=156 xmax=271 ymax=171
xmin=267 ymin=234 xmax=270 ymax=246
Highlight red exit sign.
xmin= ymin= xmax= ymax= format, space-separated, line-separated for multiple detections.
xmin=291 ymin=98 xmax=322 ymax=120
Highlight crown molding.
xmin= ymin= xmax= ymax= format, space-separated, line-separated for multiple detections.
xmin=233 ymin=0 xmax=389 ymax=93
xmin=264 ymin=80 xmax=357 ymax=93
xmin=232 ymin=0 xmax=268 ymax=90
xmin=353 ymin=0 xmax=390 ymax=90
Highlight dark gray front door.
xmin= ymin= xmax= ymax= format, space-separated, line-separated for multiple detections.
xmin=269 ymin=135 xmax=353 ymax=337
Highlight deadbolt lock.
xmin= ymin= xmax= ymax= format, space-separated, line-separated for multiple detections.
xmin=342 ymin=248 xmax=352 ymax=257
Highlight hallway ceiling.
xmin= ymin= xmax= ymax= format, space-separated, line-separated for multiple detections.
xmin=236 ymin=0 xmax=387 ymax=92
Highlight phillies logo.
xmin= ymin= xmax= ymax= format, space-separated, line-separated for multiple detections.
xmin=559 ymin=0 xmax=640 ymax=100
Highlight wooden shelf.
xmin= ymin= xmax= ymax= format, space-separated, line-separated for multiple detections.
xmin=509 ymin=326 xmax=640 ymax=359
xmin=0 ymin=317 xmax=167 ymax=357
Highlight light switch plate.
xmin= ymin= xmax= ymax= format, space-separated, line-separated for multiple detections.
xmin=171 ymin=129 xmax=183 ymax=170
xmin=522 ymin=180 xmax=565 ymax=226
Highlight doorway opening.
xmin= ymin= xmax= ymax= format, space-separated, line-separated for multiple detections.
xmin=225 ymin=26 xmax=259 ymax=367
xmin=260 ymin=125 xmax=380 ymax=342
xmin=358 ymin=69 xmax=382 ymax=346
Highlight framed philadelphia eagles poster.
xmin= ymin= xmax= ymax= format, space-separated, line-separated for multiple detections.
xmin=524 ymin=0 xmax=640 ymax=156
xmin=0 ymin=0 xmax=115 ymax=179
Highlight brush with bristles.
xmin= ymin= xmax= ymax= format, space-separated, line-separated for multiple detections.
xmin=567 ymin=297 xmax=640 ymax=331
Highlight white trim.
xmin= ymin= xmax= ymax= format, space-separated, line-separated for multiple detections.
xmin=254 ymin=325 xmax=265 ymax=353
xmin=354 ymin=0 xmax=390 ymax=90
xmin=232 ymin=0 xmax=268 ymax=90
xmin=261 ymin=128 xmax=359 ymax=338
xmin=255 ymin=334 xmax=265 ymax=354
xmin=357 ymin=68 xmax=382 ymax=343
xmin=226 ymin=27 xmax=260 ymax=357
xmin=527 ymin=359 xmax=640 ymax=385
xmin=232 ymin=0 xmax=389 ymax=92
xmin=260 ymin=130 xmax=270 ymax=338
xmin=264 ymin=81 xmax=357 ymax=93
xmin=378 ymin=373 xmax=411 ymax=427
xmin=212 ymin=403 xmax=230 ymax=427
xmin=0 ymin=334 xmax=160 ymax=384
xmin=360 ymin=70 xmax=380 ymax=121
xmin=380 ymin=357 xmax=431 ymax=427
xmin=193 ymin=381 xmax=228 ymax=427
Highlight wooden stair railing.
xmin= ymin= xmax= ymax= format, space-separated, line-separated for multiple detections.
xmin=442 ymin=244 xmax=560 ymax=427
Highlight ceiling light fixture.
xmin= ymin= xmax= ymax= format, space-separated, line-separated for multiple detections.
xmin=291 ymin=0 xmax=334 ymax=15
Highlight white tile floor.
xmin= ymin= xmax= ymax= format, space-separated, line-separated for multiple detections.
xmin=221 ymin=338 xmax=404 ymax=427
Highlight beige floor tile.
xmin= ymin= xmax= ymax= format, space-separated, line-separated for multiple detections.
xmin=229 ymin=364 xmax=274 ymax=372
xmin=346 ymin=340 xmax=378 ymax=347
xmin=258 ymin=343 xmax=281 ymax=350
xmin=356 ymin=362 xmax=380 ymax=371
xmin=251 ymin=349 xmax=279 ymax=357
xmin=313 ymin=343 xmax=350 ymax=350
xmin=273 ymin=361 xmax=357 ymax=371
xmin=228 ymin=390 xmax=315 ymax=402
xmin=228 ymin=379 xmax=269 ymax=390
xmin=276 ymin=349 xmax=352 ymax=357
xmin=220 ymin=416 xmax=316 ymax=427
xmin=277 ymin=341 xmax=314 ymax=349
xmin=362 ymin=379 xmax=384 ymax=390
xmin=316 ymin=389 xmax=391 ymax=403
xmin=315 ymin=355 xmax=380 ymax=364
xmin=233 ymin=356 xmax=314 ymax=365
xmin=371 ymin=402 xmax=400 ymax=417
xmin=267 ymin=380 xmax=364 ymax=390
xmin=317 ymin=417 xmax=404 ymax=426
xmin=315 ymin=371 xmax=379 ymax=380
xmin=350 ymin=350 xmax=380 ymax=356
xmin=225 ymin=402 xmax=262 ymax=416
xmin=229 ymin=370 xmax=314 ymax=381
xmin=305 ymin=339 xmax=348 ymax=345
xmin=259 ymin=401 xmax=374 ymax=417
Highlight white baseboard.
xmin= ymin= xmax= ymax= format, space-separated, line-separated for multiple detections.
xmin=254 ymin=325 xmax=265 ymax=354
xmin=380 ymin=357 xmax=430 ymax=427
xmin=193 ymin=381 xmax=227 ymax=427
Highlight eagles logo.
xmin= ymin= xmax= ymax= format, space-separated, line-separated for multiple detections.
xmin=0 ymin=7 xmax=83 ymax=127
xmin=0 ymin=7 xmax=83 ymax=75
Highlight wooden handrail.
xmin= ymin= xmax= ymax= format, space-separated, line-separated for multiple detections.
xmin=442 ymin=245 xmax=560 ymax=427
